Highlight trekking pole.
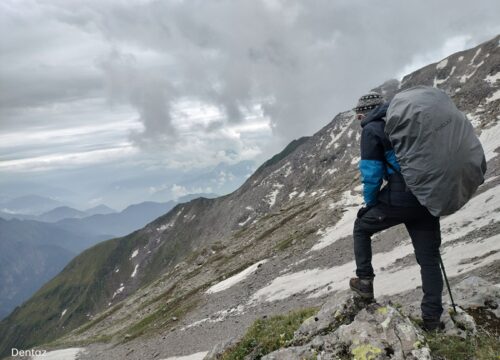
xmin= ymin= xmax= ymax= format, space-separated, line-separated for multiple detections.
xmin=439 ymin=254 xmax=457 ymax=313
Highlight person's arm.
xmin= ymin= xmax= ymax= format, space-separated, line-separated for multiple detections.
xmin=359 ymin=126 xmax=385 ymax=206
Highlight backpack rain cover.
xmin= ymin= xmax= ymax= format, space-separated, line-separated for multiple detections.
xmin=385 ymin=86 xmax=487 ymax=216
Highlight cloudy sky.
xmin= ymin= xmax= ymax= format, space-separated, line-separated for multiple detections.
xmin=1 ymin=0 xmax=499 ymax=210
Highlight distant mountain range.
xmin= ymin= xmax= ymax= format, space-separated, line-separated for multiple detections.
xmin=0 ymin=194 xmax=65 ymax=216
xmin=0 ymin=218 xmax=105 ymax=320
xmin=0 ymin=193 xmax=217 ymax=321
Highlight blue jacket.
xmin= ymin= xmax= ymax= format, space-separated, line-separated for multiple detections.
xmin=359 ymin=103 xmax=420 ymax=207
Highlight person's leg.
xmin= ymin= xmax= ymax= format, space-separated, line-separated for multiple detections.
xmin=405 ymin=213 xmax=443 ymax=320
xmin=353 ymin=204 xmax=402 ymax=279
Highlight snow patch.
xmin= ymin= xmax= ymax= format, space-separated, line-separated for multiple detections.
xmin=469 ymin=48 xmax=482 ymax=65
xmin=251 ymin=233 xmax=500 ymax=303
xmin=458 ymin=55 xmax=464 ymax=62
xmin=131 ymin=264 xmax=139 ymax=278
xmin=130 ymin=249 xmax=139 ymax=260
xmin=439 ymin=184 xmax=500 ymax=242
xmin=181 ymin=305 xmax=245 ymax=331
xmin=310 ymin=206 xmax=358 ymax=252
xmin=157 ymin=223 xmax=172 ymax=232
xmin=238 ymin=216 xmax=252 ymax=227
xmin=485 ymin=72 xmax=500 ymax=85
xmin=283 ymin=165 xmax=293 ymax=177
xmin=326 ymin=117 xmax=354 ymax=149
xmin=160 ymin=352 xmax=208 ymax=360
xmin=466 ymin=113 xmax=482 ymax=128
xmin=112 ymin=285 xmax=125 ymax=299
xmin=183 ymin=214 xmax=196 ymax=222
xmin=288 ymin=191 xmax=298 ymax=200
xmin=433 ymin=66 xmax=456 ymax=87
xmin=479 ymin=120 xmax=500 ymax=160
xmin=245 ymin=206 xmax=254 ymax=210
xmin=324 ymin=168 xmax=338 ymax=176
xmin=156 ymin=210 xmax=182 ymax=232
xmin=61 ymin=309 xmax=67 ymax=318
xmin=266 ymin=183 xmax=284 ymax=207
xmin=271 ymin=162 xmax=292 ymax=178
xmin=298 ymin=191 xmax=306 ymax=198
xmin=350 ymin=156 xmax=360 ymax=165
xmin=206 ymin=260 xmax=268 ymax=294
xmin=436 ymin=58 xmax=448 ymax=69
xmin=485 ymin=89 xmax=500 ymax=104
xmin=32 ymin=348 xmax=86 ymax=360
xmin=329 ymin=190 xmax=363 ymax=209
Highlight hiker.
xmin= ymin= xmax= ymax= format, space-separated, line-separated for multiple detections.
xmin=349 ymin=92 xmax=443 ymax=331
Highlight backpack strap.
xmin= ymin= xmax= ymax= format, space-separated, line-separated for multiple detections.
xmin=383 ymin=159 xmax=410 ymax=192
xmin=383 ymin=158 xmax=401 ymax=175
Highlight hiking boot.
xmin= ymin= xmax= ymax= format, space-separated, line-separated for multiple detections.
xmin=422 ymin=316 xmax=444 ymax=332
xmin=349 ymin=277 xmax=374 ymax=299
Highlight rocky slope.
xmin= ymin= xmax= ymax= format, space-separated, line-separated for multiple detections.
xmin=0 ymin=35 xmax=499 ymax=360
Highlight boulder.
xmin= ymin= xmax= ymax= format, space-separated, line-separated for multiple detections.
xmin=293 ymin=291 xmax=369 ymax=344
xmin=335 ymin=304 xmax=430 ymax=360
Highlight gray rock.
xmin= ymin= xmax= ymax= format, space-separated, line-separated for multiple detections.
xmin=261 ymin=345 xmax=316 ymax=360
xmin=334 ymin=303 xmax=430 ymax=360
xmin=204 ymin=337 xmax=238 ymax=360
xmin=452 ymin=276 xmax=500 ymax=317
xmin=448 ymin=307 xmax=477 ymax=334
xmin=293 ymin=291 xmax=368 ymax=344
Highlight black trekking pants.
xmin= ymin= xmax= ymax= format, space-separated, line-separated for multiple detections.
xmin=353 ymin=202 xmax=443 ymax=318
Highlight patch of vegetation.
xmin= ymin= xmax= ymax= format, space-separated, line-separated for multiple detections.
xmin=73 ymin=302 xmax=125 ymax=335
xmin=120 ymin=286 xmax=202 ymax=342
xmin=425 ymin=307 xmax=500 ymax=359
xmin=275 ymin=235 xmax=296 ymax=251
xmin=255 ymin=203 xmax=315 ymax=242
xmin=221 ymin=307 xmax=318 ymax=360
xmin=426 ymin=331 xmax=499 ymax=360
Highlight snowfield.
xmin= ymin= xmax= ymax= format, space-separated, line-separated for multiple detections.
xmin=206 ymin=260 xmax=268 ymax=294
xmin=32 ymin=348 xmax=86 ymax=359
xmin=250 ymin=181 xmax=500 ymax=304
xmin=160 ymin=351 xmax=208 ymax=360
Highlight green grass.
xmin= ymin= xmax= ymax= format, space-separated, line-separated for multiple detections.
xmin=275 ymin=235 xmax=296 ymax=251
xmin=120 ymin=285 xmax=203 ymax=342
xmin=73 ymin=302 xmax=125 ymax=335
xmin=426 ymin=331 xmax=499 ymax=359
xmin=221 ymin=307 xmax=318 ymax=360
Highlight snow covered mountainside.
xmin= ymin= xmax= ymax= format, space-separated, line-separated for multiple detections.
xmin=1 ymin=35 xmax=499 ymax=360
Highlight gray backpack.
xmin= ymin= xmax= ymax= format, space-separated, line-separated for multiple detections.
xmin=385 ymin=86 xmax=486 ymax=216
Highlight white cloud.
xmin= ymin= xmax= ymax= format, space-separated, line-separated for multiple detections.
xmin=170 ymin=184 xmax=213 ymax=200
xmin=0 ymin=144 xmax=138 ymax=172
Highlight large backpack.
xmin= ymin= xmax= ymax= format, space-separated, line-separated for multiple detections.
xmin=385 ymin=86 xmax=487 ymax=216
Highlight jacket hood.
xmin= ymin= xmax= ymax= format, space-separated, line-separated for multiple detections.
xmin=360 ymin=102 xmax=389 ymax=128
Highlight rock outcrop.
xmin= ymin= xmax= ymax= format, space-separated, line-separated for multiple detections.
xmin=220 ymin=276 xmax=500 ymax=360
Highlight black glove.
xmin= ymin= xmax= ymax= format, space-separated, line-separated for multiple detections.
xmin=357 ymin=205 xmax=373 ymax=219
